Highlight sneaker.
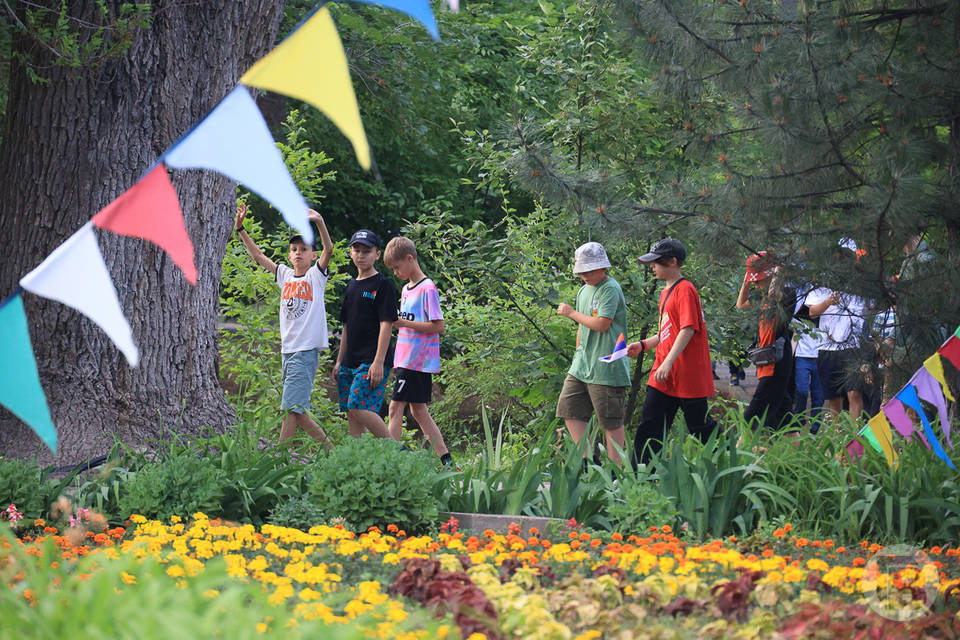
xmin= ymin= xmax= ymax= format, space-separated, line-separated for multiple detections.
xmin=730 ymin=376 xmax=740 ymax=386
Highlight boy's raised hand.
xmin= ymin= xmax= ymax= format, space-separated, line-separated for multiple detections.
xmin=235 ymin=202 xmax=248 ymax=231
xmin=307 ymin=209 xmax=323 ymax=225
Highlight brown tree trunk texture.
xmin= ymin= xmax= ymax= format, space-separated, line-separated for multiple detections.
xmin=0 ymin=1 xmax=286 ymax=465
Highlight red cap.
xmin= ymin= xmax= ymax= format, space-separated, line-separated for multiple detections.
xmin=745 ymin=251 xmax=776 ymax=282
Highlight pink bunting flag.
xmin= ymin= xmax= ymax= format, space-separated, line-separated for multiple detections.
xmin=92 ymin=165 xmax=197 ymax=284
xmin=911 ymin=367 xmax=953 ymax=449
xmin=938 ymin=335 xmax=960 ymax=371
xmin=882 ymin=397 xmax=929 ymax=447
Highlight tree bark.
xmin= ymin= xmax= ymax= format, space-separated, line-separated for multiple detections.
xmin=0 ymin=1 xmax=286 ymax=465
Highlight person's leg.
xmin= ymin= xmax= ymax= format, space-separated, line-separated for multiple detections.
xmin=745 ymin=377 xmax=776 ymax=429
xmin=847 ymin=390 xmax=864 ymax=421
xmin=344 ymin=363 xmax=392 ymax=438
xmin=280 ymin=349 xmax=318 ymax=444
xmin=387 ymin=400 xmax=406 ymax=441
xmin=793 ymin=357 xmax=812 ymax=416
xmin=679 ymin=397 xmax=712 ymax=440
xmin=280 ymin=412 xmax=298 ymax=442
xmin=586 ymin=384 xmax=627 ymax=466
xmin=409 ymin=403 xmax=449 ymax=457
xmin=293 ymin=412 xmax=332 ymax=447
xmin=347 ymin=409 xmax=390 ymax=437
xmin=604 ymin=427 xmax=626 ymax=467
xmin=633 ymin=386 xmax=680 ymax=465
xmin=556 ymin=375 xmax=594 ymax=458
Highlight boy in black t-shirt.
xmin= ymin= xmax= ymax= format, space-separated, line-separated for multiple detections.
xmin=333 ymin=229 xmax=398 ymax=438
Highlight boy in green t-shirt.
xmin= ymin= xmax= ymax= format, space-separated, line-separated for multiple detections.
xmin=555 ymin=242 xmax=631 ymax=466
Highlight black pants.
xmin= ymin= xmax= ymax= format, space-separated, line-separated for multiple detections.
xmin=744 ymin=350 xmax=794 ymax=430
xmin=633 ymin=386 xmax=713 ymax=464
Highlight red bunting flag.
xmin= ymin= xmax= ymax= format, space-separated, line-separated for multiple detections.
xmin=92 ymin=165 xmax=197 ymax=284
xmin=938 ymin=335 xmax=960 ymax=371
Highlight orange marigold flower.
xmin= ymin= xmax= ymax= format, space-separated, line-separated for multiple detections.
xmin=649 ymin=526 xmax=658 ymax=533
xmin=387 ymin=524 xmax=399 ymax=533
xmin=661 ymin=525 xmax=672 ymax=534
xmin=836 ymin=547 xmax=846 ymax=554
xmin=590 ymin=539 xmax=602 ymax=548
xmin=541 ymin=540 xmax=551 ymax=550
xmin=784 ymin=523 xmax=792 ymax=533
xmin=762 ymin=549 xmax=774 ymax=558
xmin=795 ymin=538 xmax=809 ymax=548
xmin=824 ymin=540 xmax=834 ymax=549
xmin=929 ymin=546 xmax=942 ymax=555
xmin=528 ymin=527 xmax=540 ymax=537
xmin=33 ymin=519 xmax=45 ymax=528
xmin=860 ymin=541 xmax=870 ymax=550
xmin=729 ymin=536 xmax=738 ymax=543
xmin=569 ymin=532 xmax=579 ymax=540
xmin=611 ymin=533 xmax=623 ymax=542
xmin=482 ymin=529 xmax=495 ymax=538
xmin=579 ymin=532 xmax=591 ymax=542
xmin=852 ymin=557 xmax=866 ymax=567
xmin=570 ymin=540 xmax=582 ymax=550
xmin=773 ymin=528 xmax=785 ymax=539
xmin=43 ymin=527 xmax=57 ymax=535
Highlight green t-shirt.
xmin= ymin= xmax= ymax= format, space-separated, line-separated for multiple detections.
xmin=568 ymin=276 xmax=631 ymax=387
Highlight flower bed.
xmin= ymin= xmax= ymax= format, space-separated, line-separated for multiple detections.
xmin=2 ymin=514 xmax=959 ymax=638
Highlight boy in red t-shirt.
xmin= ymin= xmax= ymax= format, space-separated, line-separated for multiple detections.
xmin=626 ymin=238 xmax=715 ymax=464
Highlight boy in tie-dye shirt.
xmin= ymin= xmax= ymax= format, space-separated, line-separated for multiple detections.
xmin=383 ymin=237 xmax=453 ymax=466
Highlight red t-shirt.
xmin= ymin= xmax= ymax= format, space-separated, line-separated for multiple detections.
xmin=648 ymin=279 xmax=715 ymax=398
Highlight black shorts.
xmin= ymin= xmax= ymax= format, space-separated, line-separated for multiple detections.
xmin=392 ymin=368 xmax=432 ymax=404
xmin=817 ymin=348 xmax=862 ymax=399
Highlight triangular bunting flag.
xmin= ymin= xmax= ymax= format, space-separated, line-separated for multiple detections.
xmin=955 ymin=325 xmax=960 ymax=340
xmin=924 ymin=353 xmax=955 ymax=402
xmin=867 ymin=412 xmax=897 ymax=466
xmin=859 ymin=423 xmax=882 ymax=454
xmin=896 ymin=385 xmax=955 ymax=468
xmin=0 ymin=294 xmax=56 ymax=451
xmin=912 ymin=367 xmax=953 ymax=449
xmin=92 ymin=165 xmax=198 ymax=284
xmin=20 ymin=222 xmax=139 ymax=366
xmin=938 ymin=335 xmax=960 ymax=371
xmin=351 ymin=0 xmax=440 ymax=39
xmin=882 ymin=398 xmax=928 ymax=447
xmin=444 ymin=0 xmax=459 ymax=11
xmin=599 ymin=333 xmax=628 ymax=362
xmin=163 ymin=86 xmax=313 ymax=244
xmin=241 ymin=7 xmax=370 ymax=170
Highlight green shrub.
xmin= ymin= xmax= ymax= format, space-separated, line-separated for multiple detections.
xmin=118 ymin=454 xmax=226 ymax=521
xmin=0 ymin=458 xmax=55 ymax=519
xmin=606 ymin=474 xmax=679 ymax=535
xmin=307 ymin=435 xmax=440 ymax=533
xmin=269 ymin=495 xmax=326 ymax=531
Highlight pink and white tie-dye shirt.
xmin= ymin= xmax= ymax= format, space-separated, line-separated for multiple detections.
xmin=394 ymin=278 xmax=443 ymax=372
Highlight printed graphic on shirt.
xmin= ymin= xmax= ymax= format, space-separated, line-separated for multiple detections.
xmin=592 ymin=299 xmax=600 ymax=317
xmin=394 ymin=279 xmax=443 ymax=373
xmin=282 ymin=281 xmax=313 ymax=321
xmin=660 ymin=312 xmax=672 ymax=341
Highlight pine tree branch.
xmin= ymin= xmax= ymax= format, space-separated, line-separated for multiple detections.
xmin=661 ymin=2 xmax=734 ymax=65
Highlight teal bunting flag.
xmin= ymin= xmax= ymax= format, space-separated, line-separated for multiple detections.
xmin=0 ymin=294 xmax=56 ymax=451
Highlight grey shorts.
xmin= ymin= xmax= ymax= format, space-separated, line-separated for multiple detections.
xmin=555 ymin=374 xmax=627 ymax=430
xmin=281 ymin=349 xmax=319 ymax=413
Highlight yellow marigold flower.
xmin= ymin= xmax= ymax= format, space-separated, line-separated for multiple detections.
xmin=120 ymin=571 xmax=137 ymax=585
xmin=806 ymin=558 xmax=829 ymax=572
xmin=575 ymin=632 xmax=602 ymax=640
xmin=130 ymin=514 xmax=147 ymax=524
xmin=166 ymin=565 xmax=185 ymax=578
xmin=203 ymin=589 xmax=219 ymax=598
xmin=170 ymin=515 xmax=182 ymax=523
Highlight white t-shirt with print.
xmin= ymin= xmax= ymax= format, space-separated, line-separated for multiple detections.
xmin=805 ymin=287 xmax=864 ymax=351
xmin=276 ymin=263 xmax=329 ymax=354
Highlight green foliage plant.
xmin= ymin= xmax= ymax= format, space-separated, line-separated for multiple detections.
xmin=650 ymin=412 xmax=795 ymax=539
xmin=307 ymin=435 xmax=440 ymax=533
xmin=0 ymin=457 xmax=55 ymax=520
xmin=269 ymin=494 xmax=326 ymax=531
xmin=117 ymin=452 xmax=226 ymax=522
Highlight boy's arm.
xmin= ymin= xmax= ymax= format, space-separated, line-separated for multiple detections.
xmin=332 ymin=325 xmax=347 ymax=379
xmin=653 ymin=327 xmax=694 ymax=382
xmin=627 ymin=334 xmax=661 ymax=358
xmin=556 ymin=303 xmax=614 ymax=334
xmin=308 ymin=209 xmax=334 ymax=271
xmin=393 ymin=318 xmax=444 ymax=334
xmin=807 ymin=293 xmax=837 ymax=319
xmin=235 ymin=204 xmax=277 ymax=274
xmin=736 ymin=272 xmax=752 ymax=310
xmin=367 ymin=321 xmax=393 ymax=387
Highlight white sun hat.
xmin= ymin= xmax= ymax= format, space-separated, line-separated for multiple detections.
xmin=573 ymin=242 xmax=612 ymax=274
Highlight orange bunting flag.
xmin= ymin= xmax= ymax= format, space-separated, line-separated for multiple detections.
xmin=92 ymin=165 xmax=198 ymax=284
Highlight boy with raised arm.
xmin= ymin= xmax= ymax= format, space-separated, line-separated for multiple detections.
xmin=234 ymin=203 xmax=334 ymax=448
xmin=382 ymin=236 xmax=454 ymax=466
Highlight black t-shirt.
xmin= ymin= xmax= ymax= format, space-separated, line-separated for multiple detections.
xmin=339 ymin=272 xmax=398 ymax=368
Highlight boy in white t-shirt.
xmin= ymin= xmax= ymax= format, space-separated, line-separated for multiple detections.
xmin=235 ymin=203 xmax=334 ymax=448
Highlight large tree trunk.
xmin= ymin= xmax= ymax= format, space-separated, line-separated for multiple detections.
xmin=0 ymin=1 xmax=285 ymax=465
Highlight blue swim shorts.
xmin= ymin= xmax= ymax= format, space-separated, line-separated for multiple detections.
xmin=281 ymin=349 xmax=319 ymax=414
xmin=338 ymin=363 xmax=391 ymax=413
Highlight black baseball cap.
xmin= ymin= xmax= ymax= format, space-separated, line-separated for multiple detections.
xmin=349 ymin=229 xmax=380 ymax=248
xmin=637 ymin=237 xmax=687 ymax=263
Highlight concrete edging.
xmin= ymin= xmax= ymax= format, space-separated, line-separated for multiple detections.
xmin=438 ymin=511 xmax=564 ymax=534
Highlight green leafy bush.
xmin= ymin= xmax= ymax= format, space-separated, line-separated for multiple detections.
xmin=0 ymin=458 xmax=56 ymax=519
xmin=269 ymin=495 xmax=326 ymax=531
xmin=605 ymin=472 xmax=678 ymax=535
xmin=307 ymin=435 xmax=440 ymax=533
xmin=118 ymin=454 xmax=226 ymax=521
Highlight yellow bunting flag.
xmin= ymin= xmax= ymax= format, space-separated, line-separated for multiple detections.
xmin=923 ymin=353 xmax=955 ymax=402
xmin=867 ymin=412 xmax=898 ymax=467
xmin=241 ymin=7 xmax=370 ymax=169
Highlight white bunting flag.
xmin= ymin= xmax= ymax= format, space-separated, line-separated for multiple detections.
xmin=20 ymin=222 xmax=139 ymax=366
